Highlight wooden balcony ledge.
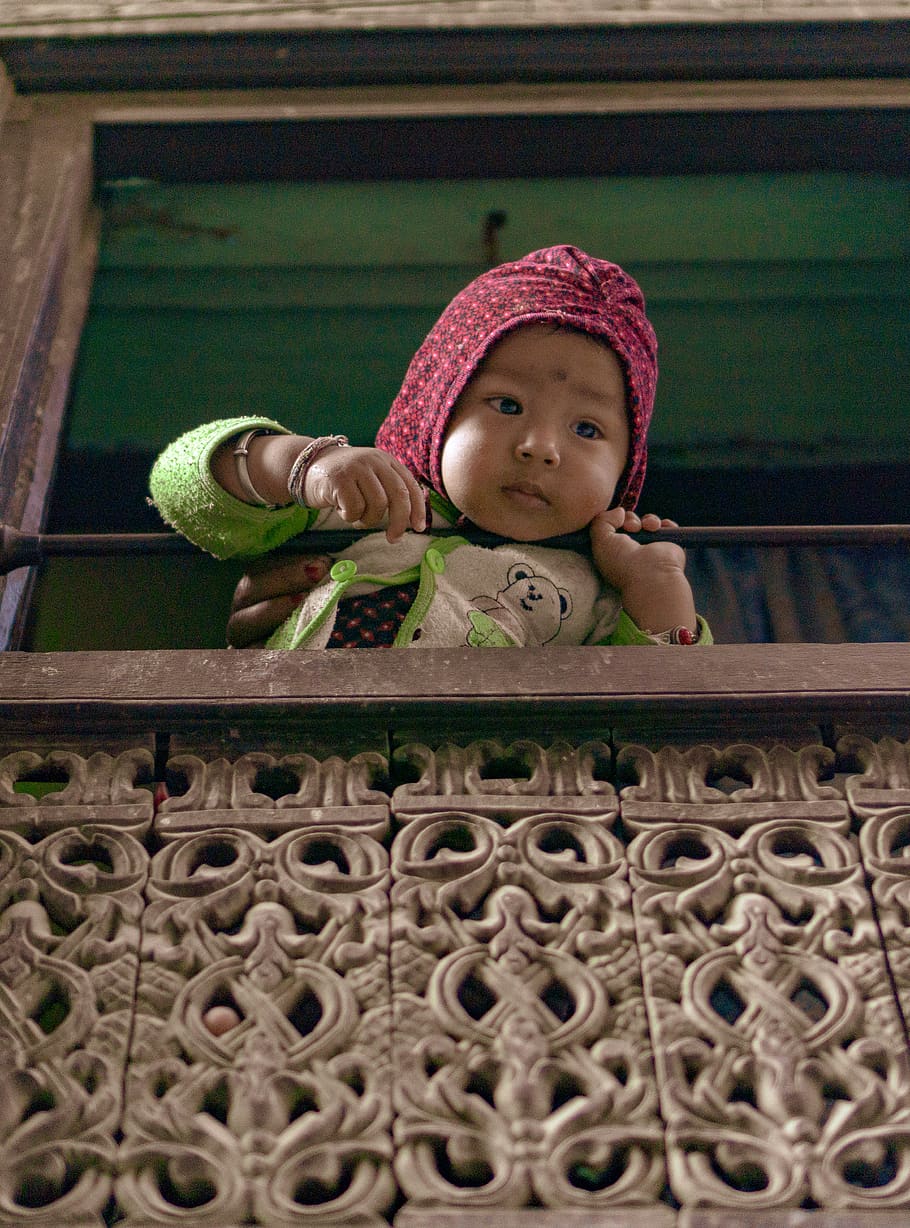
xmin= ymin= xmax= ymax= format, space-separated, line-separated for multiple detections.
xmin=1 ymin=643 xmax=910 ymax=1224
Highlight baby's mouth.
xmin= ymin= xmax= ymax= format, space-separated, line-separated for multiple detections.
xmin=502 ymin=482 xmax=549 ymax=508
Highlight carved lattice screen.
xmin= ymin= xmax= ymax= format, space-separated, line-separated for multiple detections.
xmin=4 ymin=715 xmax=910 ymax=1227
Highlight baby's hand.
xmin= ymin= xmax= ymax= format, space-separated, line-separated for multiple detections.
xmin=613 ymin=508 xmax=678 ymax=535
xmin=590 ymin=507 xmax=697 ymax=637
xmin=304 ymin=445 xmax=426 ymax=541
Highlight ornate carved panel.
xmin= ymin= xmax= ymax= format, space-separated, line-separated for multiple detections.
xmin=840 ymin=734 xmax=910 ymax=818
xmin=619 ymin=742 xmax=847 ymax=830
xmin=0 ymin=744 xmax=155 ymax=835
xmin=623 ymin=743 xmax=910 ymax=1211
xmin=158 ymin=749 xmax=389 ymax=832
xmin=844 ymin=736 xmax=910 ymax=1057
xmin=0 ymin=823 xmax=148 ymax=1223
xmin=5 ymin=722 xmax=910 ymax=1224
xmin=392 ymin=738 xmax=615 ymax=816
xmin=390 ymin=741 xmax=668 ymax=1221
xmin=120 ymin=816 xmax=394 ymax=1224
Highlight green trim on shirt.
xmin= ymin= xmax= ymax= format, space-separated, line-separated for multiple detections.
xmin=395 ymin=535 xmax=468 ymax=646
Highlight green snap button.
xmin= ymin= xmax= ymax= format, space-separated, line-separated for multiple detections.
xmin=330 ymin=559 xmax=357 ymax=582
xmin=425 ymin=547 xmax=445 ymax=574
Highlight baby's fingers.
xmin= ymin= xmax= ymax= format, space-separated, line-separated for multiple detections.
xmin=594 ymin=507 xmax=627 ymax=533
xmin=333 ymin=472 xmax=370 ymax=525
xmin=384 ymin=462 xmax=426 ymax=540
xmin=382 ymin=470 xmax=418 ymax=541
xmin=639 ymin=512 xmax=679 ymax=531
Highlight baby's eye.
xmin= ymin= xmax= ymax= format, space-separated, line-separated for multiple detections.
xmin=574 ymin=420 xmax=602 ymax=439
xmin=492 ymin=397 xmax=522 ymax=415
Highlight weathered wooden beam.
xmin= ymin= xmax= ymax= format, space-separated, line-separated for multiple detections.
xmin=0 ymin=645 xmax=908 ymax=740
xmin=3 ymin=20 xmax=910 ymax=93
xmin=23 ymin=78 xmax=910 ymax=125
xmin=2 ymin=0 xmax=909 ymax=37
xmin=0 ymin=61 xmax=12 ymax=132
xmin=0 ymin=107 xmax=97 ymax=650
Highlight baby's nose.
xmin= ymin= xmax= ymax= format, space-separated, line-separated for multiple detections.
xmin=517 ymin=429 xmax=559 ymax=464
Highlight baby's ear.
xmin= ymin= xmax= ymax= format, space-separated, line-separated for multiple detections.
xmin=558 ymin=588 xmax=573 ymax=620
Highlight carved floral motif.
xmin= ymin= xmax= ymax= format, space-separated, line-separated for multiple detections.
xmin=0 ymin=825 xmax=147 ymax=1222
xmin=840 ymin=734 xmax=910 ymax=816
xmin=629 ymin=818 xmax=910 ymax=1208
xmin=392 ymin=740 xmax=615 ymax=816
xmin=620 ymin=743 xmax=841 ymax=805
xmin=0 ymin=749 xmax=154 ymax=832
xmin=619 ymin=743 xmax=848 ymax=832
xmin=118 ymin=824 xmax=394 ymax=1224
xmin=857 ymin=804 xmax=910 ymax=1051
xmin=158 ymin=751 xmax=388 ymax=829
xmin=391 ymin=806 xmax=664 ymax=1210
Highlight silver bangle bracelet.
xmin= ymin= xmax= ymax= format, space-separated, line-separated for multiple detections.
xmin=287 ymin=434 xmax=350 ymax=507
xmin=232 ymin=428 xmax=281 ymax=509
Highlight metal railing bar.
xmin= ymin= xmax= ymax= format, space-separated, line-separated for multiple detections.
xmin=2 ymin=522 xmax=908 ymax=577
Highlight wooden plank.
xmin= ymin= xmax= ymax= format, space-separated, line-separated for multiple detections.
xmin=0 ymin=61 xmax=12 ymax=133
xmin=0 ymin=647 xmax=908 ymax=741
xmin=4 ymin=644 xmax=910 ymax=703
xmin=27 ymin=79 xmax=910 ymax=124
xmin=680 ymin=1212 xmax=910 ymax=1226
xmin=0 ymin=116 xmax=95 ymax=510
xmin=1 ymin=1 xmax=910 ymax=37
xmin=395 ymin=1206 xmax=677 ymax=1225
xmin=3 ymin=22 xmax=910 ymax=94
xmin=0 ymin=113 xmax=96 ymax=649
xmin=0 ymin=207 xmax=100 ymax=649
xmin=88 ymin=108 xmax=910 ymax=185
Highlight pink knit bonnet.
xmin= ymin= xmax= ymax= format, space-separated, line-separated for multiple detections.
xmin=375 ymin=245 xmax=657 ymax=512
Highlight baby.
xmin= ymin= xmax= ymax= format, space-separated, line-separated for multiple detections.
xmin=150 ymin=245 xmax=708 ymax=650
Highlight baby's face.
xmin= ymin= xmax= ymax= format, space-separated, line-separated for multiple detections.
xmin=440 ymin=324 xmax=630 ymax=541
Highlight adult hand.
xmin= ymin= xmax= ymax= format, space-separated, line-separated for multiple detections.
xmin=226 ymin=554 xmax=332 ymax=647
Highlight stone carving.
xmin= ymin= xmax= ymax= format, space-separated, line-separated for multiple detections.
xmin=0 ymin=748 xmax=154 ymax=832
xmin=118 ymin=823 xmax=394 ymax=1224
xmin=158 ymin=750 xmax=389 ymax=830
xmin=0 ymin=825 xmax=147 ymax=1223
xmin=393 ymin=739 xmax=615 ymax=815
xmin=391 ymin=804 xmax=665 ymax=1211
xmin=619 ymin=743 xmax=847 ymax=830
xmin=629 ymin=817 xmax=910 ymax=1209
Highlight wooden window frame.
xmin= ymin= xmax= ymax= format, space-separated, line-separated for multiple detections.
xmin=1 ymin=67 xmax=909 ymax=733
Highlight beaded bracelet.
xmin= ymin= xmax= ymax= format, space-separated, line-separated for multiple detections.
xmin=650 ymin=625 xmax=697 ymax=645
xmin=287 ymin=434 xmax=350 ymax=507
xmin=233 ymin=429 xmax=281 ymax=509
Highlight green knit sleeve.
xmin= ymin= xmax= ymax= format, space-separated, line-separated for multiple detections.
xmin=149 ymin=417 xmax=316 ymax=559
xmin=601 ymin=610 xmax=714 ymax=645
